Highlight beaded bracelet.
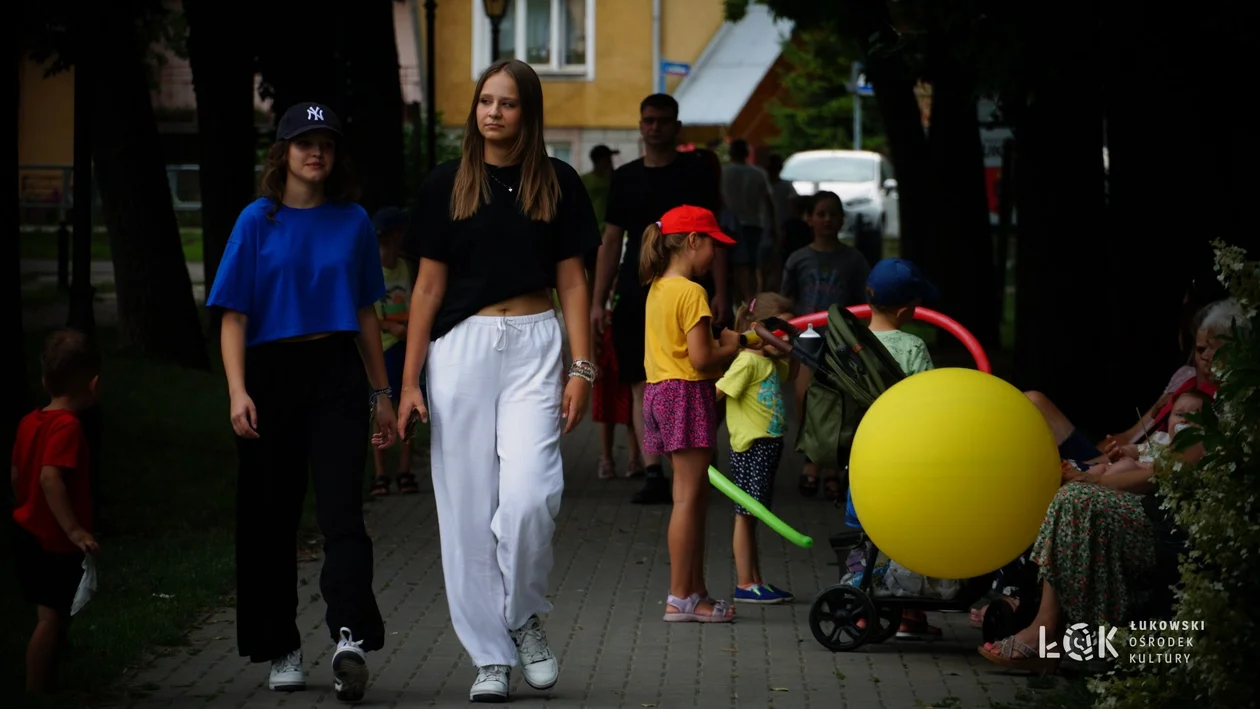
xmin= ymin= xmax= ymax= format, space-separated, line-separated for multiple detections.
xmin=568 ymin=359 xmax=597 ymax=383
xmin=369 ymin=386 xmax=393 ymax=409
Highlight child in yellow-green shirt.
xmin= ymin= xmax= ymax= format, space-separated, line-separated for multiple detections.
xmin=715 ymin=292 xmax=798 ymax=605
xmin=370 ymin=207 xmax=419 ymax=496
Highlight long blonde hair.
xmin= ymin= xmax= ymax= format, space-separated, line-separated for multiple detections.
xmin=639 ymin=223 xmax=694 ymax=285
xmin=451 ymin=59 xmax=559 ymax=222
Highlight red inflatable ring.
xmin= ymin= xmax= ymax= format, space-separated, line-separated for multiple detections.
xmin=785 ymin=306 xmax=991 ymax=374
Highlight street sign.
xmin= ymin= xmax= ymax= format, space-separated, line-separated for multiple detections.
xmin=661 ymin=61 xmax=691 ymax=77
xmin=855 ymin=73 xmax=874 ymax=97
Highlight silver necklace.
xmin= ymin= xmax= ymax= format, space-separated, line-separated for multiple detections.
xmin=488 ymin=170 xmax=517 ymax=193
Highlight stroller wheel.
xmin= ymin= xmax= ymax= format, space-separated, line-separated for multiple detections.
xmin=809 ymin=585 xmax=877 ymax=652
xmin=871 ymin=604 xmax=901 ymax=643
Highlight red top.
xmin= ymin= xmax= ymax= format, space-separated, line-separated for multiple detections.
xmin=11 ymin=408 xmax=92 ymax=554
xmin=1151 ymin=376 xmax=1218 ymax=434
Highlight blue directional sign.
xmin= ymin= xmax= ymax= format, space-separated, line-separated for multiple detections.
xmin=661 ymin=61 xmax=691 ymax=77
xmin=853 ymin=62 xmax=874 ymax=97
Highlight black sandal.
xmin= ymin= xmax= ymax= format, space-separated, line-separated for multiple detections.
xmin=370 ymin=475 xmax=392 ymax=497
xmin=396 ymin=472 xmax=420 ymax=495
xmin=798 ymin=474 xmax=819 ymax=497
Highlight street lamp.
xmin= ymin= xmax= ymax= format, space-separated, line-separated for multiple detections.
xmin=483 ymin=0 xmax=509 ymax=63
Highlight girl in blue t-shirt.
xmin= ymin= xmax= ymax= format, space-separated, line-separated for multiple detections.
xmin=206 ymin=101 xmax=396 ymax=703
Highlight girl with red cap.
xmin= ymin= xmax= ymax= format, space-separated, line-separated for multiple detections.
xmin=639 ymin=205 xmax=741 ymax=622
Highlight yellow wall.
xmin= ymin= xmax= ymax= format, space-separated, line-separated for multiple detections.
xmin=661 ymin=0 xmax=726 ymax=95
xmin=432 ymin=0 xmax=727 ymax=130
xmin=18 ymin=57 xmax=74 ymax=166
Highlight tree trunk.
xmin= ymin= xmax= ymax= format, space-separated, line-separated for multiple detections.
xmin=848 ymin=0 xmax=934 ymax=264
xmin=185 ymin=0 xmax=259 ymax=337
xmin=921 ymin=68 xmax=1000 ymax=350
xmin=91 ymin=6 xmax=209 ymax=370
xmin=1010 ymin=32 xmax=1108 ymax=434
xmin=7 ymin=25 xmax=30 ymax=459
xmin=256 ymin=5 xmax=347 ymax=133
xmin=341 ymin=0 xmax=406 ymax=213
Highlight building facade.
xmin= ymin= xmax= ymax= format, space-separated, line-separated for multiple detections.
xmin=18 ymin=0 xmax=791 ymax=200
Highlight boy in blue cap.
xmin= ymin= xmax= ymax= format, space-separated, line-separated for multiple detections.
xmin=846 ymin=257 xmax=945 ymax=640
xmin=864 ymin=257 xmax=939 ymax=375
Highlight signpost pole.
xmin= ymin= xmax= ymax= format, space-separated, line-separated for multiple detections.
xmin=852 ymin=63 xmax=862 ymax=150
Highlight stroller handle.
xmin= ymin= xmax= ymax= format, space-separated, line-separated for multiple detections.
xmin=752 ymin=320 xmax=822 ymax=371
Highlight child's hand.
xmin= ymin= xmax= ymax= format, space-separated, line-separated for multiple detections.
xmin=1104 ymin=439 xmax=1139 ymax=462
xmin=70 ymin=528 xmax=99 ymax=555
xmin=718 ymin=328 xmax=740 ymax=351
xmin=373 ymin=396 xmax=398 ymax=449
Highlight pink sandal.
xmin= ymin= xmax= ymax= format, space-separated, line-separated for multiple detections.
xmin=663 ymin=593 xmax=735 ymax=623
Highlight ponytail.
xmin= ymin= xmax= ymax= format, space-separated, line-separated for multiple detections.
xmin=639 ymin=223 xmax=692 ymax=285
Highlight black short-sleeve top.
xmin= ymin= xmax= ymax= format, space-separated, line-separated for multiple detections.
xmin=402 ymin=157 xmax=601 ymax=341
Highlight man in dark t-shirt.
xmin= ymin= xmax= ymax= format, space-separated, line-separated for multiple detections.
xmin=589 ymin=94 xmax=728 ymax=505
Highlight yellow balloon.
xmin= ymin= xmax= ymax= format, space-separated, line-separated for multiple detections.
xmin=849 ymin=368 xmax=1060 ymax=579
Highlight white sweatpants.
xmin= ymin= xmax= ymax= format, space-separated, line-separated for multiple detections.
xmin=426 ymin=311 xmax=565 ymax=667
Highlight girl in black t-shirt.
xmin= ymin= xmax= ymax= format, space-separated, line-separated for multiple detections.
xmin=395 ymin=59 xmax=600 ymax=703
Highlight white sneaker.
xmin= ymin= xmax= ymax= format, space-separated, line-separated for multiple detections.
xmin=509 ymin=615 xmax=558 ymax=690
xmin=331 ymin=627 xmax=369 ymax=703
xmin=470 ymin=664 xmax=511 ymax=702
xmin=268 ymin=648 xmax=306 ymax=692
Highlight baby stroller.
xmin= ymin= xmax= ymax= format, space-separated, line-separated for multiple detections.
xmin=751 ymin=307 xmax=1039 ymax=652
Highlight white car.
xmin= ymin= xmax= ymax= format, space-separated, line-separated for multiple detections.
xmin=780 ymin=150 xmax=900 ymax=238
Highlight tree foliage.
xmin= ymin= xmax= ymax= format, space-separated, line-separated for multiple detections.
xmin=766 ymin=25 xmax=886 ymax=156
xmin=1091 ymin=243 xmax=1260 ymax=708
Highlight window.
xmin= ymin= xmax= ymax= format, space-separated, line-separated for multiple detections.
xmin=546 ymin=142 xmax=572 ymax=164
xmin=472 ymin=0 xmax=594 ymax=80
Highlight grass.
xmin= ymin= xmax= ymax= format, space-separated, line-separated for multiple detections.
xmin=20 ymin=228 xmax=205 ymax=263
xmin=989 ymin=674 xmax=1095 ymax=708
xmin=3 ymin=322 xmax=422 ymax=707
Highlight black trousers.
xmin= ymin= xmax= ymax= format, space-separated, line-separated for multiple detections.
xmin=234 ymin=334 xmax=385 ymax=662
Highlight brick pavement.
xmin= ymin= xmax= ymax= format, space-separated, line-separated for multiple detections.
xmin=116 ymin=417 xmax=1035 ymax=709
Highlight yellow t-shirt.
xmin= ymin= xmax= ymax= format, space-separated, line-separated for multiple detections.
xmin=716 ymin=351 xmax=790 ymax=452
xmin=644 ymin=277 xmax=713 ymax=383
xmin=374 ymin=259 xmax=412 ymax=351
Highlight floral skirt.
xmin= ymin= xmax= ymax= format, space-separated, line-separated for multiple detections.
xmin=1032 ymin=483 xmax=1157 ymax=626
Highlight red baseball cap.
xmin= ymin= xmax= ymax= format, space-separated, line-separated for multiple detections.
xmin=657 ymin=205 xmax=736 ymax=244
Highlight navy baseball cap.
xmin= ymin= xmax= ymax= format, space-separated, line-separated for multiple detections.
xmin=372 ymin=206 xmax=409 ymax=235
xmin=277 ymin=102 xmax=343 ymax=141
xmin=867 ymin=258 xmax=939 ymax=306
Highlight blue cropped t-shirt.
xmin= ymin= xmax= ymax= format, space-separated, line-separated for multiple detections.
xmin=207 ymin=197 xmax=386 ymax=347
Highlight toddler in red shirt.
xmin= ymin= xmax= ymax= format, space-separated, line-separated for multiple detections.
xmin=11 ymin=329 xmax=101 ymax=695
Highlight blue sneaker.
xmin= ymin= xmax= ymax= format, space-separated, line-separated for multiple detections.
xmin=733 ymin=584 xmax=793 ymax=604
xmin=762 ymin=584 xmax=795 ymax=602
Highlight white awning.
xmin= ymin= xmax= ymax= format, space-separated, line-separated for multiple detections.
xmin=674 ymin=4 xmax=794 ymax=127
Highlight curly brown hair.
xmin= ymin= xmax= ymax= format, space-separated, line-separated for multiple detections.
xmin=259 ymin=137 xmax=360 ymax=219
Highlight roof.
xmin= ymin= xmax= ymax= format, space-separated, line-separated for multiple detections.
xmin=674 ymin=4 xmax=794 ymax=127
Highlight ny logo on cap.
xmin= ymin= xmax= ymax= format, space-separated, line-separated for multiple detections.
xmin=307 ymin=106 xmax=324 ymax=121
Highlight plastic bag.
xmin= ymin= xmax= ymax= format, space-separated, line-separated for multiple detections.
xmin=878 ymin=561 xmax=960 ymax=600
xmin=71 ymin=555 xmax=97 ymax=616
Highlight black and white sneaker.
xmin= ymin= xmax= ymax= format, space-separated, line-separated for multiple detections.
xmin=470 ymin=664 xmax=511 ymax=703
xmin=331 ymin=627 xmax=369 ymax=703
xmin=509 ymin=615 xmax=558 ymax=690
xmin=268 ymin=648 xmax=306 ymax=691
